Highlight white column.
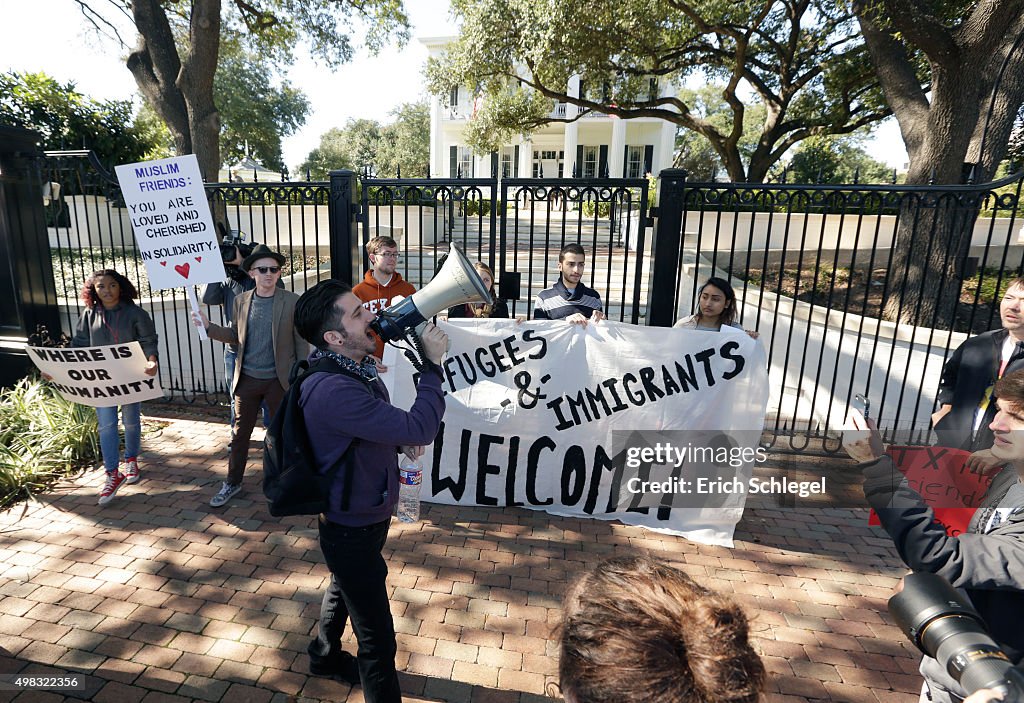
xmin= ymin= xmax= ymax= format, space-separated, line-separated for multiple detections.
xmin=520 ymin=138 xmax=533 ymax=178
xmin=563 ymin=76 xmax=580 ymax=177
xmin=657 ymin=120 xmax=676 ymax=176
xmin=430 ymin=96 xmax=445 ymax=178
xmin=610 ymin=119 xmax=626 ymax=178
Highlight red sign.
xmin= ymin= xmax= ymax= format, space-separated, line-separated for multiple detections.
xmin=868 ymin=446 xmax=993 ymax=537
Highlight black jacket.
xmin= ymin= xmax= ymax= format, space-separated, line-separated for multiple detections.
xmin=864 ymin=457 xmax=1024 ymax=661
xmin=935 ymin=328 xmax=1024 ymax=450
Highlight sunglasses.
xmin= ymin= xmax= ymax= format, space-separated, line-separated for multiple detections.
xmin=254 ymin=266 xmax=281 ymax=274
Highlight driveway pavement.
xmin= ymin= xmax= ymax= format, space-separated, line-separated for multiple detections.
xmin=0 ymin=406 xmax=919 ymax=702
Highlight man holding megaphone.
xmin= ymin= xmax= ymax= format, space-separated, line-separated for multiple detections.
xmin=293 ymin=244 xmax=490 ymax=700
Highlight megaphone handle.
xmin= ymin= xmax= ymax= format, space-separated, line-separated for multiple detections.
xmin=403 ymin=328 xmax=428 ymax=373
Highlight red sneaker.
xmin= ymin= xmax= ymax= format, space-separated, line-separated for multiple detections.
xmin=98 ymin=472 xmax=126 ymax=505
xmin=124 ymin=457 xmax=140 ymax=485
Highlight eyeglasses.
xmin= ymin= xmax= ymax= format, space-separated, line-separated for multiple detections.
xmin=254 ymin=266 xmax=281 ymax=274
xmin=376 ymin=252 xmax=399 ymax=259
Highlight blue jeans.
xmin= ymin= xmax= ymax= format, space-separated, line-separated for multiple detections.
xmin=311 ymin=517 xmax=400 ymax=703
xmin=224 ymin=346 xmax=238 ymax=431
xmin=96 ymin=403 xmax=141 ymax=474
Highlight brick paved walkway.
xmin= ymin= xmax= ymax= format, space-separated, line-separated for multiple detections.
xmin=0 ymin=406 xmax=920 ymax=703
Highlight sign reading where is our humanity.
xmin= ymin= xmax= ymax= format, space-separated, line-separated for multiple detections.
xmin=384 ymin=320 xmax=770 ymax=546
xmin=114 ymin=155 xmax=225 ymax=290
xmin=26 ymin=342 xmax=165 ymax=408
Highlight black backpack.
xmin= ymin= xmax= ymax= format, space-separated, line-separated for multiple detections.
xmin=263 ymin=357 xmax=369 ymax=517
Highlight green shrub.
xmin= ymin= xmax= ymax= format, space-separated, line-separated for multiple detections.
xmin=0 ymin=375 xmax=99 ymax=508
xmin=581 ymin=201 xmax=612 ymax=218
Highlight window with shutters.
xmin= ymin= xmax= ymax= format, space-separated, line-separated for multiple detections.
xmin=583 ymin=146 xmax=598 ymax=178
xmin=626 ymin=145 xmax=644 ymax=179
xmin=457 ymin=147 xmax=473 ymax=177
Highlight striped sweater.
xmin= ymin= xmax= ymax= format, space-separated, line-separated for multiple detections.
xmin=533 ymin=278 xmax=603 ymax=320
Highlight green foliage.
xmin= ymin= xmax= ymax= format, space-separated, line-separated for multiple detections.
xmin=299 ymin=102 xmax=430 ymax=179
xmin=376 ymin=101 xmax=431 ymax=177
xmin=427 ymin=0 xmax=889 ymax=182
xmin=461 ymin=89 xmax=552 ymax=154
xmin=0 ymin=376 xmax=99 ymax=509
xmin=299 ymin=119 xmax=382 ymax=179
xmin=581 ymin=201 xmax=612 ymax=218
xmin=0 ymin=71 xmax=162 ymax=167
xmin=786 ymin=134 xmax=894 ymax=184
xmin=674 ymin=85 xmax=767 ymax=179
xmin=132 ymin=103 xmax=176 ymax=161
xmin=222 ymin=0 xmax=410 ymax=69
xmin=215 ymin=36 xmax=311 ymax=172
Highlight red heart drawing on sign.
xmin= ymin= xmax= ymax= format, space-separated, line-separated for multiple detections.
xmin=174 ymin=262 xmax=191 ymax=279
xmin=195 ymin=256 xmax=202 ymax=263
xmin=159 ymin=261 xmax=168 ymax=267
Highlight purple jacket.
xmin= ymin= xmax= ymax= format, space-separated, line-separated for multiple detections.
xmin=299 ymin=364 xmax=445 ymax=526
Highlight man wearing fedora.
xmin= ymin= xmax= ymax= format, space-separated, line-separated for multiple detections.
xmin=194 ymin=244 xmax=309 ymax=507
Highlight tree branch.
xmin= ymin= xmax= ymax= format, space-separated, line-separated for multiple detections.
xmin=873 ymin=0 xmax=959 ymax=63
xmin=72 ymin=0 xmax=130 ymax=47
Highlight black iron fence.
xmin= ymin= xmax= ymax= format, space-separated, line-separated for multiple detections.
xmin=35 ymin=152 xmax=1024 ymax=452
xmin=358 ymin=176 xmax=650 ymax=322
xmin=649 ymin=168 xmax=1024 ymax=451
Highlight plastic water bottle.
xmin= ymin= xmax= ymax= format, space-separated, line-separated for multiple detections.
xmin=397 ymin=458 xmax=423 ymax=523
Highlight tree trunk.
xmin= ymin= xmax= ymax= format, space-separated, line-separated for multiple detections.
xmin=179 ymin=0 xmax=222 ymax=183
xmin=880 ymin=65 xmax=991 ymax=328
xmin=125 ymin=0 xmax=222 ymax=183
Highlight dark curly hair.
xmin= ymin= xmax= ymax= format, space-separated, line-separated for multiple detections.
xmin=80 ymin=269 xmax=138 ymax=308
xmin=558 ymin=556 xmax=765 ymax=703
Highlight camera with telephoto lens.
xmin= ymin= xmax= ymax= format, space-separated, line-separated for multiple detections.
xmin=889 ymin=572 xmax=1024 ymax=701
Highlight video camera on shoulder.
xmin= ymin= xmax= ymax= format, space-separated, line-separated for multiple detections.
xmin=890 ymin=572 xmax=1024 ymax=701
xmin=220 ymin=229 xmax=255 ymax=264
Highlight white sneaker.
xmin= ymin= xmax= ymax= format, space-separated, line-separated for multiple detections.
xmin=209 ymin=482 xmax=241 ymax=507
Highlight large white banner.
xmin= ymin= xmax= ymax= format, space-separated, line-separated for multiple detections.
xmin=114 ymin=155 xmax=224 ymax=290
xmin=386 ymin=320 xmax=771 ymax=546
xmin=27 ymin=342 xmax=165 ymax=407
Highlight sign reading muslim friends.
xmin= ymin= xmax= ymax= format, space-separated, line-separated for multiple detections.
xmin=27 ymin=342 xmax=165 ymax=407
xmin=114 ymin=154 xmax=225 ymax=339
xmin=385 ymin=320 xmax=771 ymax=546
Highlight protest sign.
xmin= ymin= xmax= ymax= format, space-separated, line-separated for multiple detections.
xmin=868 ymin=446 xmax=991 ymax=536
xmin=114 ymin=155 xmax=224 ymax=290
xmin=385 ymin=320 xmax=771 ymax=546
xmin=115 ymin=155 xmax=226 ymax=340
xmin=27 ymin=342 xmax=165 ymax=408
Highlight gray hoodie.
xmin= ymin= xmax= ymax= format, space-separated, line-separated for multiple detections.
xmin=71 ymin=301 xmax=159 ymax=359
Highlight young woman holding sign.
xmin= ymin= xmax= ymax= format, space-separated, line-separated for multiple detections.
xmin=446 ymin=262 xmax=510 ymax=319
xmin=71 ymin=269 xmax=159 ymax=505
xmin=674 ymin=277 xmax=759 ymax=339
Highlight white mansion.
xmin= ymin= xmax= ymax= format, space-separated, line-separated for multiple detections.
xmin=421 ymin=37 xmax=676 ymax=181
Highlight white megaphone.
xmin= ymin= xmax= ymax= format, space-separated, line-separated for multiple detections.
xmin=370 ymin=242 xmax=493 ymax=343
